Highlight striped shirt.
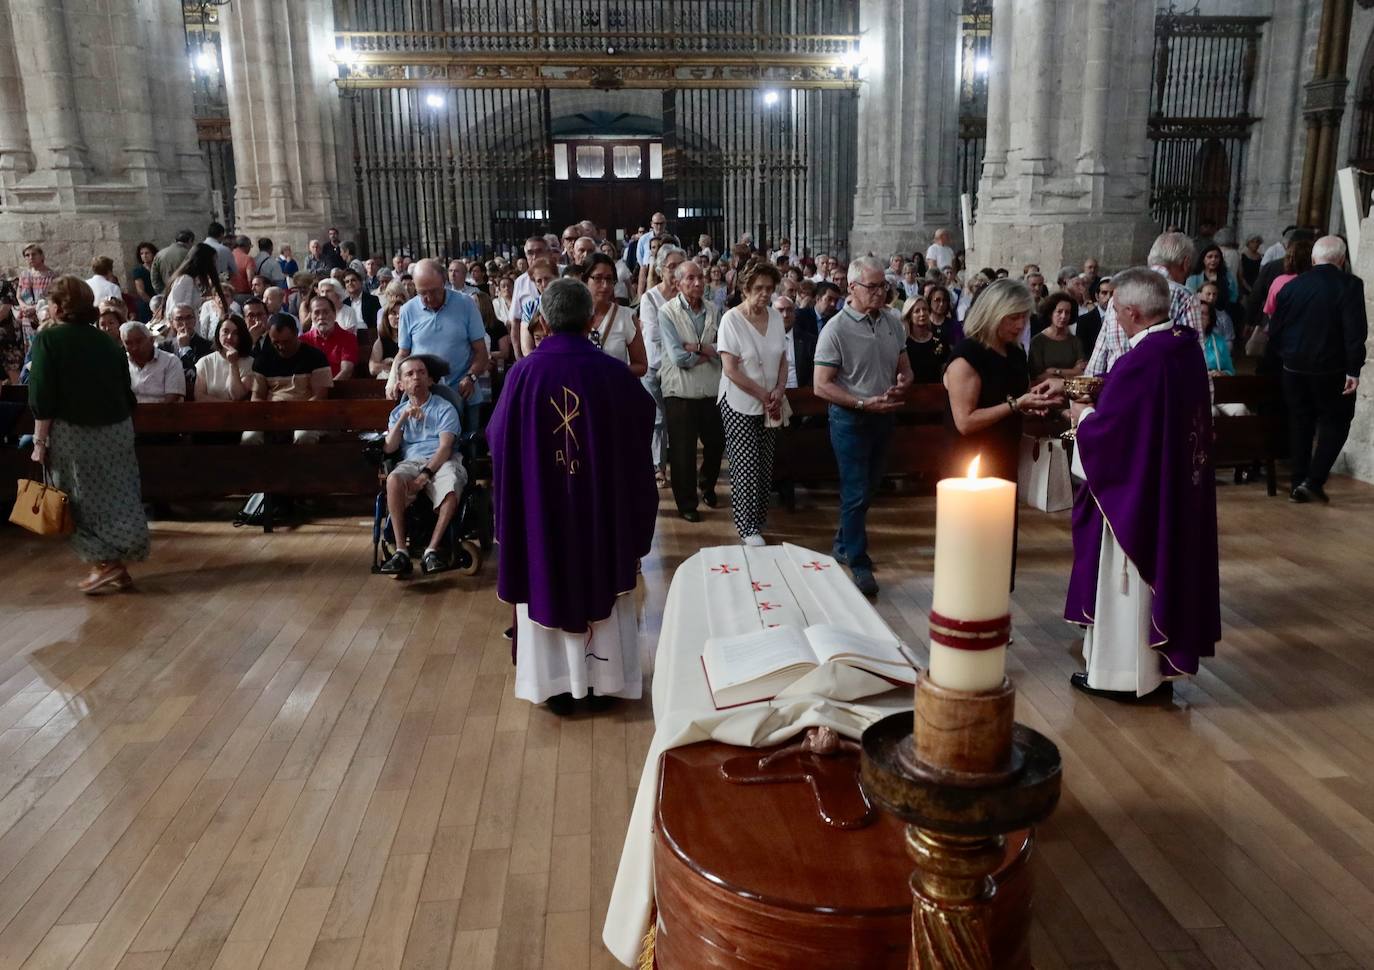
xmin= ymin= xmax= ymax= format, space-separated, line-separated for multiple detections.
xmin=1085 ymin=268 xmax=1203 ymax=376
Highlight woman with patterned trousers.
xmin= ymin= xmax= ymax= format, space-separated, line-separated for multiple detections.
xmin=27 ymin=276 xmax=148 ymax=593
xmin=716 ymin=262 xmax=788 ymax=545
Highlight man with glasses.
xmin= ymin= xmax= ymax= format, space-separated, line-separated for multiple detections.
xmin=511 ymin=235 xmax=551 ymax=360
xmin=812 ymin=256 xmax=913 ymax=597
xmin=389 ymin=259 xmax=489 ymax=433
xmin=560 ymin=226 xmax=580 ymax=267
xmin=636 ymin=211 xmax=669 ymax=293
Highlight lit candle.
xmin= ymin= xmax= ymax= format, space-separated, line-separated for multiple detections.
xmin=929 ymin=456 xmax=1016 ymax=692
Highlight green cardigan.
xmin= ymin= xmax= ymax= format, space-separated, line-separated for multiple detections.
xmin=28 ymin=322 xmax=135 ymax=426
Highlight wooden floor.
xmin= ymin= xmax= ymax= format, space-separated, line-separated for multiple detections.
xmin=0 ymin=474 xmax=1373 ymax=970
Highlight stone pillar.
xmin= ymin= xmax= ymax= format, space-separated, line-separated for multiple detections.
xmin=1239 ymin=0 xmax=1313 ymax=244
xmin=1297 ymin=0 xmax=1355 ymax=232
xmin=973 ymin=0 xmax=1158 ymax=273
xmin=849 ymin=0 xmax=960 ymax=258
xmin=220 ymin=0 xmax=355 ymax=252
xmin=0 ymin=0 xmax=208 ymax=275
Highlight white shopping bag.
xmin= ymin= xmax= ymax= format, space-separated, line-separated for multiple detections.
xmin=1017 ymin=435 xmax=1073 ymax=512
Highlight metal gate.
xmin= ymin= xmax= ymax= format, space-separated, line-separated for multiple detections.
xmin=667 ymin=87 xmax=857 ymax=257
xmin=347 ymin=88 xmax=552 ymax=260
xmin=1147 ymin=15 xmax=1266 ymax=233
xmin=957 ymin=0 xmax=993 ymax=215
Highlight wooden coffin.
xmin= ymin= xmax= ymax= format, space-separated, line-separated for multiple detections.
xmin=652 ymin=739 xmax=1033 ymax=969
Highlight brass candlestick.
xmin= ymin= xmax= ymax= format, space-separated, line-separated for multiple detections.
xmin=860 ymin=671 xmax=1061 ymax=970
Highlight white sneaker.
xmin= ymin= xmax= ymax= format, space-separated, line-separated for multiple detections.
xmin=742 ymin=534 xmax=766 ymax=547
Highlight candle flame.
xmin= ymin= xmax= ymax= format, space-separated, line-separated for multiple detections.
xmin=968 ymin=455 xmax=981 ymax=480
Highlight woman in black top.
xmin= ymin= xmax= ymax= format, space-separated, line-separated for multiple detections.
xmin=900 ymin=295 xmax=951 ymax=383
xmin=943 ymin=279 xmax=1057 ymax=483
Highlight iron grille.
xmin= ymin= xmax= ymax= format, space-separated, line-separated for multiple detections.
xmin=957 ymin=0 xmax=993 ymax=215
xmin=348 ymin=88 xmax=553 ymax=260
xmin=667 ymin=87 xmax=856 ymax=256
xmin=335 ymin=0 xmax=857 ymax=55
xmin=1147 ymin=15 xmax=1266 ymax=233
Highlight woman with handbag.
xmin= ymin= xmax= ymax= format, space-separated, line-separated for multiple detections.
xmin=26 ymin=276 xmax=147 ymax=593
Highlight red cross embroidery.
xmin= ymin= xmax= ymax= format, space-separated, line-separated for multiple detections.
xmin=751 ymin=581 xmax=772 ymax=592
xmin=711 ymin=564 xmax=739 ymax=575
xmin=803 ymin=561 xmax=831 ymax=572
xmin=758 ymin=601 xmax=781 ymax=612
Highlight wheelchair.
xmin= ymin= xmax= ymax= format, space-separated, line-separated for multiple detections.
xmin=365 ymin=429 xmax=493 ymax=577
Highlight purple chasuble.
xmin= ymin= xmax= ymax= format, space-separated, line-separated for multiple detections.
xmin=1063 ymin=326 xmax=1220 ymax=676
xmin=487 ymin=332 xmax=658 ymax=633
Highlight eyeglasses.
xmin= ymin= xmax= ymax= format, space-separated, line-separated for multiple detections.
xmin=563 ymin=236 xmax=577 ymax=242
xmin=588 ymin=274 xmax=616 ymax=283
xmin=850 ymin=280 xmax=885 ymax=292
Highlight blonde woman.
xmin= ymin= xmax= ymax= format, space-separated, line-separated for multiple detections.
xmin=371 ymin=283 xmax=408 ymax=378
xmin=943 ymin=278 xmax=1058 ymax=482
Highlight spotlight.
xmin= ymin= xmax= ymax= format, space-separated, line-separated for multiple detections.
xmin=194 ymin=48 xmax=217 ymax=74
xmin=763 ymin=90 xmax=780 ymax=107
xmin=975 ymin=56 xmax=991 ymax=75
xmin=425 ymin=92 xmax=446 ymax=110
xmin=606 ymin=45 xmax=617 ymax=55
xmin=840 ymin=48 xmax=862 ymax=72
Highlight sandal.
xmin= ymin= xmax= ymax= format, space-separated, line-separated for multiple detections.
xmin=78 ymin=562 xmax=131 ymax=595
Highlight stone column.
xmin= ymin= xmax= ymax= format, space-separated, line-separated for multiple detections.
xmin=973 ymin=0 xmax=1158 ymax=273
xmin=1239 ymin=0 xmax=1312 ymax=244
xmin=220 ymin=0 xmax=354 ymax=251
xmin=849 ymin=0 xmax=960 ymax=258
xmin=0 ymin=0 xmax=208 ymax=274
xmin=1297 ymin=0 xmax=1355 ymax=231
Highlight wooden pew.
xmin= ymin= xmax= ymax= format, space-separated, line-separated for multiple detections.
xmin=0 ymin=399 xmax=394 ymax=531
xmin=776 ymin=376 xmax=1283 ymax=496
xmin=1211 ymin=374 xmax=1286 ymax=495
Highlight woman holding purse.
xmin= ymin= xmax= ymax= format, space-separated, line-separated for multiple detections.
xmin=27 ymin=276 xmax=147 ymax=593
xmin=717 ymin=262 xmax=788 ymax=546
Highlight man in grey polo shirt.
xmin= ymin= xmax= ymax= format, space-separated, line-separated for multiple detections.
xmin=813 ymin=256 xmax=913 ymax=597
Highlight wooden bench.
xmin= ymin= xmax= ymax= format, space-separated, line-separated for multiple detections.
xmin=775 ymin=386 xmax=1063 ymax=497
xmin=775 ymin=376 xmax=1284 ymax=496
xmin=1 ymin=398 xmax=394 ymax=531
xmin=1211 ymin=374 xmax=1286 ymax=495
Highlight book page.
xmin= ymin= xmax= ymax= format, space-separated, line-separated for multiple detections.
xmin=702 ymin=626 xmax=818 ymax=691
xmin=803 ymin=624 xmax=914 ymax=673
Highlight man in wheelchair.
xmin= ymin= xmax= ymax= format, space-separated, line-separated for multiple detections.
xmin=378 ymin=355 xmax=467 ymax=578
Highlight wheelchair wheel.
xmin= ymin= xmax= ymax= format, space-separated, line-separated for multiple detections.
xmin=456 ymin=539 xmax=482 ymax=576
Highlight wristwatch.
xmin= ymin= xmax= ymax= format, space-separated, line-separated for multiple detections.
xmin=856 ymin=398 xmax=866 ymax=411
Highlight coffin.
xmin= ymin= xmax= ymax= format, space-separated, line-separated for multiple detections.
xmin=652 ymin=738 xmax=1033 ymax=969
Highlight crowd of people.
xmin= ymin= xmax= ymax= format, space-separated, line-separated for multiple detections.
xmin=2 ymin=211 xmax=1365 ymax=708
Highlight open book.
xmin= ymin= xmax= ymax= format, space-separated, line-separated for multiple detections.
xmin=701 ymin=624 xmax=916 ymax=709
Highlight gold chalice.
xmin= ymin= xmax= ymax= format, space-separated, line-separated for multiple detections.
xmin=1060 ymin=377 xmax=1104 ymax=441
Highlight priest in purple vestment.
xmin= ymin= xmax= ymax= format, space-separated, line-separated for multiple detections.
xmin=1063 ymin=267 xmax=1220 ymax=700
xmin=487 ymin=276 xmax=659 ymax=715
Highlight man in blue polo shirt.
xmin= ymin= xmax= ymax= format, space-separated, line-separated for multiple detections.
xmin=388 ymin=258 xmax=489 ymax=432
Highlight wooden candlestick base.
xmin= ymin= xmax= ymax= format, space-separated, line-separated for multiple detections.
xmin=861 ymin=712 xmax=1061 ymax=970
xmin=905 ymin=673 xmax=1017 ymax=786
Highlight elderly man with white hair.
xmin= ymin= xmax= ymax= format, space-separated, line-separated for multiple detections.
xmin=1268 ymin=234 xmax=1368 ymax=503
xmin=388 ymin=258 xmax=489 ymax=432
xmin=1065 ymin=267 xmax=1219 ymax=701
xmin=1085 ymin=232 xmax=1202 ymax=376
xmin=812 ymin=255 xmax=914 ymax=597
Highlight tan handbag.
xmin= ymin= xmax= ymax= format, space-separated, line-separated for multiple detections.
xmin=9 ymin=468 xmax=74 ymax=537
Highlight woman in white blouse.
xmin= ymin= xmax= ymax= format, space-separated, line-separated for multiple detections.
xmin=194 ymin=314 xmax=253 ymax=401
xmin=717 ymin=261 xmax=787 ymax=546
xmin=583 ymin=254 xmax=647 ymax=376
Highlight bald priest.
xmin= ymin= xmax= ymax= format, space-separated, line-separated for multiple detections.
xmin=1064 ymin=267 xmax=1221 ymax=700
xmin=487 ymin=277 xmax=659 ymax=716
